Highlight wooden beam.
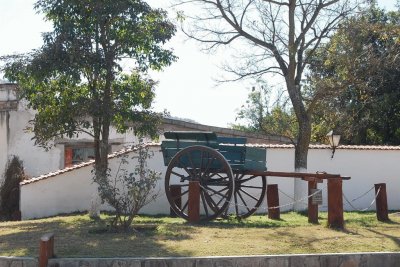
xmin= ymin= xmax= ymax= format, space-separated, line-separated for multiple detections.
xmin=39 ymin=233 xmax=54 ymax=267
xmin=249 ymin=171 xmax=350 ymax=180
xmin=302 ymin=177 xmax=323 ymax=183
xmin=328 ymin=178 xmax=344 ymax=228
xmin=375 ymin=183 xmax=389 ymax=222
xmin=308 ymin=180 xmax=319 ymax=224
xmin=267 ymin=184 xmax=280 ymax=220
xmin=188 ymin=181 xmax=200 ymax=223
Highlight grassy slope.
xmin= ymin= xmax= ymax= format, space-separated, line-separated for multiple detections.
xmin=0 ymin=212 xmax=399 ymax=257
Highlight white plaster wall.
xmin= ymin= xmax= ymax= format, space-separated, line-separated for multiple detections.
xmin=0 ymin=112 xmax=9 ymax=183
xmin=21 ymin=165 xmax=98 ymax=219
xmin=265 ymin=148 xmax=296 ymax=212
xmin=20 ymin=146 xmax=400 ymax=219
xmin=21 ymin=146 xmax=171 ymax=219
xmin=267 ymin=148 xmax=400 ymax=212
xmin=2 ymin=98 xmax=144 ymax=180
xmin=307 ymin=149 xmax=400 ymax=211
xmin=8 ymin=108 xmax=62 ymax=178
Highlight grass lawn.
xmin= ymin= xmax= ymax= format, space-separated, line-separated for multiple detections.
xmin=0 ymin=211 xmax=399 ymax=257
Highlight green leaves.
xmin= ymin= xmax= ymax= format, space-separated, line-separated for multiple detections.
xmin=3 ymin=0 xmax=176 ymax=146
xmin=309 ymin=5 xmax=400 ymax=145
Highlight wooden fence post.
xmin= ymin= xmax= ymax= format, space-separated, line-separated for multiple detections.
xmin=267 ymin=184 xmax=280 ymax=220
xmin=188 ymin=181 xmax=200 ymax=223
xmin=169 ymin=185 xmax=182 ymax=217
xmin=308 ymin=180 xmax=318 ymax=224
xmin=39 ymin=233 xmax=54 ymax=267
xmin=375 ymin=183 xmax=389 ymax=222
xmin=328 ymin=178 xmax=344 ymax=229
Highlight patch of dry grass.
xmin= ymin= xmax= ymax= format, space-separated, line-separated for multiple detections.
xmin=0 ymin=211 xmax=399 ymax=257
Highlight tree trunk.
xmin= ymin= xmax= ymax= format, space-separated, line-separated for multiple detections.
xmin=285 ymin=76 xmax=311 ymax=210
xmin=293 ymin=115 xmax=312 ymax=211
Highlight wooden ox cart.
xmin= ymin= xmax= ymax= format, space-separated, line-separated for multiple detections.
xmin=161 ymin=131 xmax=348 ymax=227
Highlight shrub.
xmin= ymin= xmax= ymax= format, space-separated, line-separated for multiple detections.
xmin=0 ymin=156 xmax=26 ymax=221
xmin=95 ymin=142 xmax=161 ymax=232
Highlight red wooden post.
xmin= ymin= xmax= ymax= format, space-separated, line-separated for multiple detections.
xmin=39 ymin=233 xmax=54 ymax=267
xmin=64 ymin=147 xmax=73 ymax=168
xmin=327 ymin=178 xmax=344 ymax=228
xmin=375 ymin=183 xmax=389 ymax=221
xmin=308 ymin=180 xmax=318 ymax=224
xmin=267 ymin=184 xmax=280 ymax=220
xmin=169 ymin=185 xmax=182 ymax=217
xmin=188 ymin=181 xmax=200 ymax=223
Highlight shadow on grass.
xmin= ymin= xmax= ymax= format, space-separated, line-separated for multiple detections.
xmin=185 ymin=212 xmax=315 ymax=229
xmin=0 ymin=214 xmax=195 ymax=258
xmin=366 ymin=227 xmax=400 ymax=248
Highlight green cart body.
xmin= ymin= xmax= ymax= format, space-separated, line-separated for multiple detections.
xmin=161 ymin=131 xmax=267 ymax=172
xmin=161 ymin=131 xmax=267 ymax=221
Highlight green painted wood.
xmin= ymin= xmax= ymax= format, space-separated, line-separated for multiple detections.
xmin=164 ymin=131 xmax=217 ymax=141
xmin=217 ymin=136 xmax=247 ymax=145
xmin=161 ymin=140 xmax=218 ymax=149
xmin=161 ymin=131 xmax=267 ymax=171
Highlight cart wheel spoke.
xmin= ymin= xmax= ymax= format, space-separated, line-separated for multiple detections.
xmin=171 ymin=171 xmax=187 ymax=180
xmin=171 ymin=189 xmax=189 ymax=201
xmin=240 ymin=185 xmax=264 ymax=189
xmin=237 ymin=190 xmax=251 ymax=213
xmin=200 ymin=190 xmax=209 ymax=217
xmin=239 ymin=188 xmax=259 ymax=202
xmin=230 ymin=174 xmax=266 ymax=219
xmin=181 ymin=200 xmax=189 ymax=212
xmin=203 ymin=185 xmax=229 ymax=199
xmin=165 ymin=145 xmax=234 ymax=221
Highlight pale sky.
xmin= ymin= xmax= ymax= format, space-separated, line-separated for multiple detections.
xmin=0 ymin=0 xmax=397 ymax=127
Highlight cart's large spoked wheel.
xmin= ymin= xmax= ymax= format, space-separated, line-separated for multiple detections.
xmin=231 ymin=174 xmax=266 ymax=219
xmin=165 ymin=145 xmax=234 ymax=221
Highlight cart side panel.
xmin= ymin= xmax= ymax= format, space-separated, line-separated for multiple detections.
xmin=161 ymin=140 xmax=219 ymax=166
xmin=218 ymin=145 xmax=246 ymax=170
xmin=244 ymin=147 xmax=267 ymax=171
xmin=164 ymin=131 xmax=217 ymax=142
xmin=217 ymin=136 xmax=247 ymax=145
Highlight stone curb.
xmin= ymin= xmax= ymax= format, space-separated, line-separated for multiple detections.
xmin=2 ymin=252 xmax=400 ymax=267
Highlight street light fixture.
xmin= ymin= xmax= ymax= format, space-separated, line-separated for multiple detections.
xmin=326 ymin=130 xmax=341 ymax=159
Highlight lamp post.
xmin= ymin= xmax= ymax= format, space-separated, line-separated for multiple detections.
xmin=326 ymin=130 xmax=341 ymax=159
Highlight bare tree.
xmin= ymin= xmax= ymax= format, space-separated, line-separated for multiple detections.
xmin=176 ymin=0 xmax=358 ymax=208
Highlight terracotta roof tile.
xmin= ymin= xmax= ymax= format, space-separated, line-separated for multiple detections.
xmin=246 ymin=144 xmax=400 ymax=150
xmin=20 ymin=143 xmax=160 ymax=186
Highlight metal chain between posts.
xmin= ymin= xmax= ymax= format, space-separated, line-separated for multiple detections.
xmin=278 ymin=188 xmax=296 ymax=201
xmin=162 ymin=186 xmax=327 ymax=214
xmin=216 ymin=184 xmax=328 ymax=212
xmin=343 ymin=186 xmax=381 ymax=212
xmin=170 ymin=183 xmax=386 ymax=216
xmin=266 ymin=185 xmax=327 ymax=211
xmin=350 ymin=185 xmax=375 ymax=202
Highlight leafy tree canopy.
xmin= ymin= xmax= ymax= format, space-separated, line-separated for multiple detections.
xmin=233 ymin=84 xmax=298 ymax=144
xmin=309 ymin=4 xmax=400 ymax=145
xmin=2 ymin=0 xmax=176 ymax=146
xmin=1 ymin=0 xmax=177 ymax=217
xmin=234 ymin=4 xmax=400 ymax=146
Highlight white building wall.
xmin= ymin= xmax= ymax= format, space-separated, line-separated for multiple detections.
xmin=308 ymin=149 xmax=400 ymax=211
xmin=0 ymin=96 xmax=140 ymax=182
xmin=21 ymin=146 xmax=171 ymax=219
xmin=7 ymin=104 xmax=63 ymax=178
xmin=0 ymin=112 xmax=9 ymax=182
xmin=20 ymin=145 xmax=400 ymax=219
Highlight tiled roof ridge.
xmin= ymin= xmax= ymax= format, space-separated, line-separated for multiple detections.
xmin=248 ymin=143 xmax=400 ymax=150
xmin=162 ymin=117 xmax=291 ymax=143
xmin=20 ymin=143 xmax=160 ymax=186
